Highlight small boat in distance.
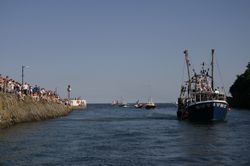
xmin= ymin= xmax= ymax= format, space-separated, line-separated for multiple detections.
xmin=177 ymin=49 xmax=229 ymax=121
xmin=145 ymin=98 xmax=156 ymax=109
xmin=118 ymin=97 xmax=129 ymax=108
xmin=70 ymin=97 xmax=87 ymax=110
xmin=111 ymin=99 xmax=128 ymax=107
xmin=134 ymin=100 xmax=144 ymax=108
xmin=111 ymin=100 xmax=119 ymax=106
xmin=119 ymin=102 xmax=129 ymax=108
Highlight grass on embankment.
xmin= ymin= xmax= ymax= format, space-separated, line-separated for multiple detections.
xmin=0 ymin=92 xmax=70 ymax=129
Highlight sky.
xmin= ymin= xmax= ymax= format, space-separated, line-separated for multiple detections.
xmin=0 ymin=0 xmax=249 ymax=103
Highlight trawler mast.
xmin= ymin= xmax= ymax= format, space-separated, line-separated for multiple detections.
xmin=177 ymin=49 xmax=229 ymax=121
xmin=184 ymin=50 xmax=191 ymax=98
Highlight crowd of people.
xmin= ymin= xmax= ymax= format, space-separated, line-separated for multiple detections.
xmin=0 ymin=74 xmax=64 ymax=104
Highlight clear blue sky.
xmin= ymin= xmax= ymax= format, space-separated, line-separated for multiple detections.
xmin=0 ymin=0 xmax=249 ymax=103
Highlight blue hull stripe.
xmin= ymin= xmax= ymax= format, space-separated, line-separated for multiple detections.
xmin=187 ymin=101 xmax=228 ymax=121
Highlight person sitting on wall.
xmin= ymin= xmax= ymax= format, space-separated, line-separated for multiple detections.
xmin=0 ymin=74 xmax=4 ymax=92
xmin=22 ymin=82 xmax=29 ymax=95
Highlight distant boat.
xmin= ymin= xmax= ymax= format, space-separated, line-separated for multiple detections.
xmin=177 ymin=49 xmax=229 ymax=121
xmin=119 ymin=101 xmax=129 ymax=108
xmin=111 ymin=100 xmax=119 ymax=106
xmin=111 ymin=99 xmax=128 ymax=107
xmin=134 ymin=100 xmax=144 ymax=108
xmin=70 ymin=98 xmax=87 ymax=110
xmin=145 ymin=98 xmax=156 ymax=109
xmin=117 ymin=97 xmax=129 ymax=108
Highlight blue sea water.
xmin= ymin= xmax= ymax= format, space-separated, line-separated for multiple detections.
xmin=0 ymin=104 xmax=250 ymax=166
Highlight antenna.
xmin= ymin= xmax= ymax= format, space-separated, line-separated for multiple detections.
xmin=211 ymin=49 xmax=215 ymax=90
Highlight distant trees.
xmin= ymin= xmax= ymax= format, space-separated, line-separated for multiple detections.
xmin=229 ymin=62 xmax=250 ymax=109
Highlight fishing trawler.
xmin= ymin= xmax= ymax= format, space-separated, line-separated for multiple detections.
xmin=111 ymin=100 xmax=119 ymax=106
xmin=145 ymin=98 xmax=156 ymax=109
xmin=134 ymin=100 xmax=144 ymax=108
xmin=111 ymin=98 xmax=128 ymax=107
xmin=177 ymin=49 xmax=229 ymax=121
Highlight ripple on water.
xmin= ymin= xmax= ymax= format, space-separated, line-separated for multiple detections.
xmin=0 ymin=105 xmax=250 ymax=165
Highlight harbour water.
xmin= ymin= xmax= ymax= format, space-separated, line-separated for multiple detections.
xmin=0 ymin=104 xmax=250 ymax=165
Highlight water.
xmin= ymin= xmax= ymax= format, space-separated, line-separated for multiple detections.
xmin=1 ymin=104 xmax=250 ymax=166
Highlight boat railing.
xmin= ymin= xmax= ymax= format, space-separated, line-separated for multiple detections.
xmin=178 ymin=90 xmax=226 ymax=109
xmin=191 ymin=91 xmax=226 ymax=102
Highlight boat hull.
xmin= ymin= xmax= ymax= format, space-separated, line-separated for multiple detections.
xmin=145 ymin=105 xmax=156 ymax=109
xmin=134 ymin=104 xmax=144 ymax=108
xmin=70 ymin=99 xmax=87 ymax=110
xmin=187 ymin=101 xmax=228 ymax=121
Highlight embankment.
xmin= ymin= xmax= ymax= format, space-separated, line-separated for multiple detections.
xmin=0 ymin=92 xmax=70 ymax=129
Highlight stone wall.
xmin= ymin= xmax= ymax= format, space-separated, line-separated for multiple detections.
xmin=0 ymin=92 xmax=70 ymax=129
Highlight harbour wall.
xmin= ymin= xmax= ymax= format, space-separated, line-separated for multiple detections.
xmin=0 ymin=92 xmax=70 ymax=129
